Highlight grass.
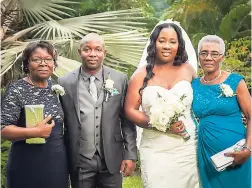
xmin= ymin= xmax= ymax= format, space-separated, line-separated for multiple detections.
xmin=123 ymin=175 xmax=142 ymax=188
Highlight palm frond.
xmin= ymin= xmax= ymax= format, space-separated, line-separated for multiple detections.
xmin=1 ymin=29 xmax=148 ymax=76
xmin=19 ymin=0 xmax=75 ymax=25
xmin=103 ymin=31 xmax=148 ymax=66
xmin=1 ymin=43 xmax=28 ymax=76
xmin=3 ymin=9 xmax=147 ymax=42
xmin=53 ymin=30 xmax=148 ymax=66
xmin=54 ymin=56 xmax=81 ymax=77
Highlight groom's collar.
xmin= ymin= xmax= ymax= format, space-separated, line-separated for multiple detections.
xmin=80 ymin=66 xmax=103 ymax=81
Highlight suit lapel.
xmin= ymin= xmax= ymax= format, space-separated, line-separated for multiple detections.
xmin=71 ymin=68 xmax=81 ymax=122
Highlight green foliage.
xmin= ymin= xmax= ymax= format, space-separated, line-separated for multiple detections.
xmin=218 ymin=4 xmax=250 ymax=41
xmin=161 ymin=0 xmax=251 ymax=42
xmin=70 ymin=0 xmax=157 ymax=31
xmin=191 ymin=32 xmax=207 ymax=48
xmin=223 ymin=58 xmax=251 ymax=89
xmin=226 ymin=37 xmax=251 ymax=62
xmin=162 ymin=0 xmax=216 ymax=32
xmin=1 ymin=140 xmax=11 ymax=188
xmin=123 ymin=175 xmax=142 ymax=188
xmin=73 ymin=0 xmax=153 ymax=12
xmin=225 ymin=37 xmax=251 ymax=89
xmin=147 ymin=0 xmax=168 ymax=15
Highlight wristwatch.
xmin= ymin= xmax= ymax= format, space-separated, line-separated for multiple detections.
xmin=242 ymin=146 xmax=252 ymax=152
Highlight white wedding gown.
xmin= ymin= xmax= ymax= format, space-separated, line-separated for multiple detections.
xmin=139 ymin=80 xmax=200 ymax=188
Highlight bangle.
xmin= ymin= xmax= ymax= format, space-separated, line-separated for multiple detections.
xmin=242 ymin=146 xmax=252 ymax=152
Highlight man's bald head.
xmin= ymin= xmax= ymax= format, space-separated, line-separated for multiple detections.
xmin=79 ymin=33 xmax=105 ymax=48
xmin=78 ymin=33 xmax=106 ymax=72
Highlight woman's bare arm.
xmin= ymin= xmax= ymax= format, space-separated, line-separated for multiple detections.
xmin=124 ymin=68 xmax=150 ymax=128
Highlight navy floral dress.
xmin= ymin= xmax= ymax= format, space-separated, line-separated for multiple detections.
xmin=1 ymin=79 xmax=68 ymax=188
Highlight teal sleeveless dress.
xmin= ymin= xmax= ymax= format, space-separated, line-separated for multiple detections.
xmin=192 ymin=73 xmax=251 ymax=188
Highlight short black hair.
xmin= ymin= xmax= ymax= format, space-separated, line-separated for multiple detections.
xmin=22 ymin=41 xmax=57 ymax=74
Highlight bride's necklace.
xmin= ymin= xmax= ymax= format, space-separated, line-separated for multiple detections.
xmin=27 ymin=75 xmax=48 ymax=88
xmin=203 ymin=70 xmax=222 ymax=83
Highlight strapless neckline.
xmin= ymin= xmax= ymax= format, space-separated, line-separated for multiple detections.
xmin=141 ymin=79 xmax=193 ymax=116
xmin=144 ymin=80 xmax=191 ymax=92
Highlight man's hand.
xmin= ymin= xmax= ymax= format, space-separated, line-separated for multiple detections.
xmin=120 ymin=160 xmax=136 ymax=177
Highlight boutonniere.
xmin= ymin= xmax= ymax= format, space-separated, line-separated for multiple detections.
xmin=104 ymin=73 xmax=119 ymax=102
xmin=218 ymin=83 xmax=236 ymax=98
xmin=52 ymin=84 xmax=65 ymax=96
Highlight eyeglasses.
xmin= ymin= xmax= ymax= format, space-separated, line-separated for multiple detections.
xmin=30 ymin=58 xmax=54 ymax=64
xmin=199 ymin=51 xmax=223 ymax=59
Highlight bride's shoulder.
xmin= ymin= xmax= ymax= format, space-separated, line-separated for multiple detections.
xmin=181 ymin=62 xmax=197 ymax=78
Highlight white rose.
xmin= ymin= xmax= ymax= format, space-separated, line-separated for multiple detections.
xmin=163 ymin=92 xmax=176 ymax=102
xmin=224 ymin=89 xmax=233 ymax=97
xmin=173 ymin=102 xmax=186 ymax=114
xmin=181 ymin=95 xmax=191 ymax=106
xmin=105 ymin=79 xmax=114 ymax=89
xmin=158 ymin=114 xmax=170 ymax=126
xmin=150 ymin=105 xmax=163 ymax=117
xmin=220 ymin=84 xmax=234 ymax=97
xmin=52 ymin=84 xmax=65 ymax=96
xmin=163 ymin=107 xmax=175 ymax=119
xmin=149 ymin=117 xmax=158 ymax=126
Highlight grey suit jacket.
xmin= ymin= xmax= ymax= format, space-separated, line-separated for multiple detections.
xmin=59 ymin=65 xmax=137 ymax=174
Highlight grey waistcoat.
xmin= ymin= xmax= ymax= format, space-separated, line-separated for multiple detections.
xmin=78 ymin=76 xmax=104 ymax=161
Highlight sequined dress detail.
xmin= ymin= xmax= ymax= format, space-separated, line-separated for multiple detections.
xmin=192 ymin=73 xmax=251 ymax=188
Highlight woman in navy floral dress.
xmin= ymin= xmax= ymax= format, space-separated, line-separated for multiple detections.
xmin=1 ymin=41 xmax=68 ymax=188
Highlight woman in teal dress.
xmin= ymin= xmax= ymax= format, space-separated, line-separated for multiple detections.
xmin=192 ymin=35 xmax=251 ymax=188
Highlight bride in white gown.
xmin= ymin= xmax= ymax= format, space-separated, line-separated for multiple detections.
xmin=124 ymin=20 xmax=200 ymax=188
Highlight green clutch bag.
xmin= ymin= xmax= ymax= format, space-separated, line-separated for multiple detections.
xmin=25 ymin=105 xmax=46 ymax=144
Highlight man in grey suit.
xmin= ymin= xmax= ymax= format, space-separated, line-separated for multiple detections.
xmin=59 ymin=33 xmax=137 ymax=188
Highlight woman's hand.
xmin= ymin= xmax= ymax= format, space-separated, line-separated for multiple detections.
xmin=170 ymin=121 xmax=185 ymax=134
xmin=225 ymin=149 xmax=251 ymax=165
xmin=35 ymin=115 xmax=55 ymax=138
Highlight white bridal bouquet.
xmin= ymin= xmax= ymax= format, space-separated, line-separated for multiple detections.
xmin=146 ymin=92 xmax=190 ymax=140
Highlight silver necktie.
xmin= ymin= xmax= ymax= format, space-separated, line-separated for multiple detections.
xmin=89 ymin=76 xmax=97 ymax=102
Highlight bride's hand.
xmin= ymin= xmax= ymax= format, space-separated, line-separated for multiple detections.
xmin=170 ymin=121 xmax=185 ymax=134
